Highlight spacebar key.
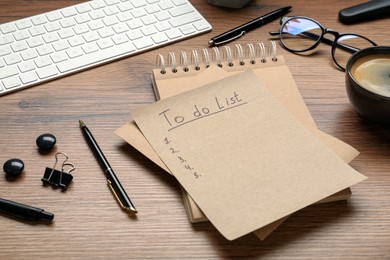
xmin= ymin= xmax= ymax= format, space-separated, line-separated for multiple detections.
xmin=57 ymin=43 xmax=136 ymax=73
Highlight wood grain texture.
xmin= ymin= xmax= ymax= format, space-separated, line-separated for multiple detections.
xmin=0 ymin=0 xmax=389 ymax=259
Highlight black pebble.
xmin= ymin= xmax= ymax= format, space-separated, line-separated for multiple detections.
xmin=36 ymin=133 xmax=56 ymax=151
xmin=3 ymin=158 xmax=24 ymax=177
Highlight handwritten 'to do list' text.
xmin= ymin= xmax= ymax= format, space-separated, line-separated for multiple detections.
xmin=158 ymin=91 xmax=248 ymax=131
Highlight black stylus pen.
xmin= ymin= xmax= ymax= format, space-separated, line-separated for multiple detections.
xmin=208 ymin=6 xmax=292 ymax=46
xmin=79 ymin=120 xmax=137 ymax=214
xmin=0 ymin=198 xmax=54 ymax=221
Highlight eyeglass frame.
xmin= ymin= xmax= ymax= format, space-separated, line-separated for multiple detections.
xmin=269 ymin=16 xmax=377 ymax=71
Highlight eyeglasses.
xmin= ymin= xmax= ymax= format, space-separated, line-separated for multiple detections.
xmin=269 ymin=16 xmax=377 ymax=71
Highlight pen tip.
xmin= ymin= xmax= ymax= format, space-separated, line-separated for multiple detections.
xmin=79 ymin=120 xmax=85 ymax=128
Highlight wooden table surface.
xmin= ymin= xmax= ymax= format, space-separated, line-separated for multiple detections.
xmin=1 ymin=0 xmax=389 ymax=259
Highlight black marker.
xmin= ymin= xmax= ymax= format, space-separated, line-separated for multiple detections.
xmin=0 ymin=198 xmax=54 ymax=221
xmin=208 ymin=6 xmax=292 ymax=46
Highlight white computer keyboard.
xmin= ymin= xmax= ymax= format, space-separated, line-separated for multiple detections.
xmin=0 ymin=0 xmax=212 ymax=96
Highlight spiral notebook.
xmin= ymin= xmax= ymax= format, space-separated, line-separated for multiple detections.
xmin=115 ymin=42 xmax=359 ymax=240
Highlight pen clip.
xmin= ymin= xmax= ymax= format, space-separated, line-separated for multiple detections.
xmin=107 ymin=179 xmax=127 ymax=210
xmin=214 ymin=31 xmax=246 ymax=46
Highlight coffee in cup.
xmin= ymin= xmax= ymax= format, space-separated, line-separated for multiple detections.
xmin=350 ymin=54 xmax=390 ymax=97
xmin=346 ymin=46 xmax=390 ymax=124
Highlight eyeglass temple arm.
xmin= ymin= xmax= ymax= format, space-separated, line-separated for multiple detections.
xmin=269 ymin=31 xmax=359 ymax=54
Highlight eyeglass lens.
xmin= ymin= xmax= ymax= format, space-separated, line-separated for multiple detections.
xmin=280 ymin=17 xmax=375 ymax=69
xmin=280 ymin=18 xmax=323 ymax=52
xmin=332 ymin=35 xmax=375 ymax=69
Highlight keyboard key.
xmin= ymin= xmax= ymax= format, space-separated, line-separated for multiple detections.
xmin=104 ymin=0 xmax=120 ymax=5
xmin=169 ymin=4 xmax=194 ymax=17
xmin=126 ymin=30 xmax=143 ymax=40
xmin=112 ymin=33 xmax=129 ymax=45
xmin=127 ymin=19 xmax=143 ymax=29
xmin=169 ymin=12 xmax=201 ymax=27
xmin=30 ymin=15 xmax=47 ymax=26
xmin=20 ymin=49 xmax=38 ymax=61
xmin=90 ymin=0 xmax=106 ymax=10
xmin=159 ymin=1 xmax=174 ymax=10
xmin=82 ymin=43 xmax=99 ymax=54
xmin=58 ymin=29 xmax=75 ymax=39
xmin=141 ymin=25 xmax=157 ymax=36
xmin=19 ymin=71 xmax=38 ymax=84
xmin=29 ymin=25 xmax=46 ymax=36
xmin=46 ymin=11 xmax=63 ymax=22
xmin=75 ymin=14 xmax=91 ymax=24
xmin=42 ymin=33 xmax=60 ymax=43
xmin=132 ymin=0 xmax=147 ymax=8
xmin=89 ymin=9 xmax=105 ymax=20
xmin=0 ymin=66 xmax=19 ymax=79
xmin=13 ymin=30 xmax=30 ymax=41
xmin=97 ymin=38 xmax=114 ymax=49
xmin=165 ymin=28 xmax=182 ymax=39
xmin=66 ymin=46 xmax=84 ymax=58
xmin=117 ymin=2 xmax=133 ymax=12
xmin=4 ymin=54 xmax=22 ymax=65
xmin=83 ymin=31 xmax=100 ymax=42
xmin=0 ymin=22 xmax=17 ymax=34
xmin=60 ymin=18 xmax=77 ymax=28
xmin=98 ymin=27 xmax=115 ymax=38
xmin=10 ymin=41 xmax=28 ymax=52
xmin=103 ymin=6 xmax=119 ymax=16
xmin=88 ymin=20 xmax=105 ymax=30
xmin=76 ymin=4 xmax=92 ymax=13
xmin=73 ymin=24 xmax=90 ymax=35
xmin=50 ymin=51 xmax=68 ymax=63
xmin=0 ymin=35 xmax=14 ymax=45
xmin=27 ymin=37 xmax=44 ymax=48
xmin=133 ymin=37 xmax=154 ymax=49
xmin=112 ymin=23 xmax=129 ymax=34
xmin=36 ymin=45 xmax=54 ymax=56
xmin=52 ymin=40 xmax=70 ymax=51
xmin=61 ymin=7 xmax=78 ymax=17
xmin=15 ymin=19 xmax=33 ymax=30
xmin=155 ymin=11 xmax=171 ymax=21
xmin=44 ymin=21 xmax=61 ymax=32
xmin=18 ymin=60 xmax=36 ymax=72
xmin=3 ymin=76 xmax=21 ymax=89
xmin=179 ymin=24 xmax=196 ymax=35
xmin=0 ymin=46 xmax=12 ymax=57
xmin=194 ymin=20 xmax=212 ymax=31
xmin=68 ymin=36 xmax=85 ymax=47
xmin=36 ymin=65 xmax=58 ymax=79
xmin=152 ymin=33 xmax=168 ymax=44
xmin=35 ymin=56 xmax=52 ymax=68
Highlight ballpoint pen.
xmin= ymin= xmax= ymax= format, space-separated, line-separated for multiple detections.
xmin=0 ymin=198 xmax=54 ymax=221
xmin=79 ymin=120 xmax=137 ymax=214
xmin=208 ymin=6 xmax=292 ymax=46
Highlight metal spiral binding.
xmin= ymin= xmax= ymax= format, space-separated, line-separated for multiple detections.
xmin=168 ymin=52 xmax=177 ymax=73
xmin=202 ymin=48 xmax=210 ymax=68
xmin=156 ymin=41 xmax=278 ymax=74
xmin=180 ymin=51 xmax=189 ymax=72
xmin=223 ymin=46 xmax=233 ymax=67
xmin=191 ymin=49 xmax=200 ymax=70
xmin=235 ymin=44 xmax=245 ymax=65
xmin=156 ymin=54 xmax=166 ymax=74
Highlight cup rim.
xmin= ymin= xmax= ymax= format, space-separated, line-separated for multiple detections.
xmin=346 ymin=46 xmax=390 ymax=100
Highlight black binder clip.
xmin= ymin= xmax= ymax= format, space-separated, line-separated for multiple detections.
xmin=42 ymin=152 xmax=75 ymax=190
